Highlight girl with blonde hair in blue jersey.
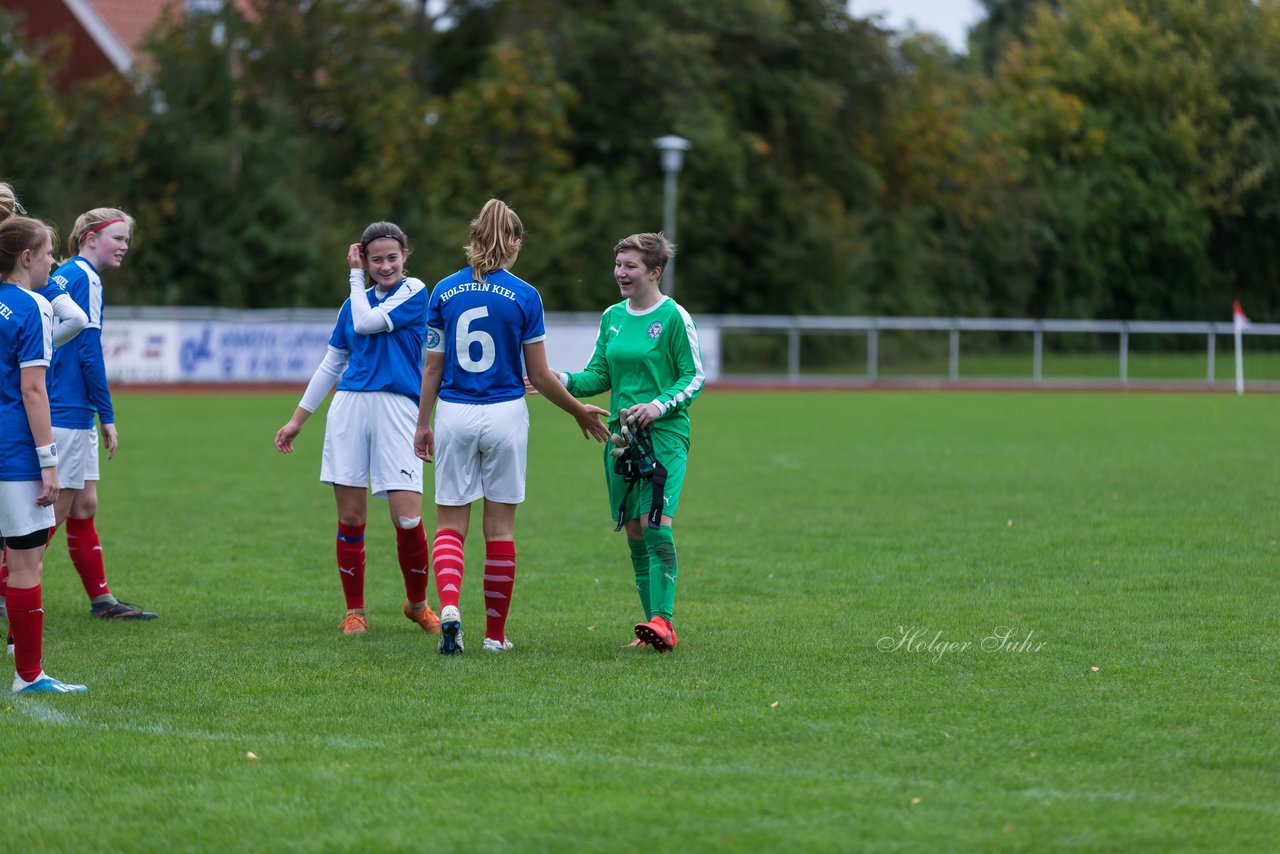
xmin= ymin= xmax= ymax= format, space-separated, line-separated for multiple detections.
xmin=414 ymin=198 xmax=609 ymax=654
xmin=38 ymin=206 xmax=156 ymax=621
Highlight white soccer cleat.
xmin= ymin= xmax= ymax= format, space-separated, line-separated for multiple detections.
xmin=438 ymin=605 xmax=464 ymax=655
xmin=13 ymin=671 xmax=88 ymax=694
xmin=482 ymin=637 xmax=513 ymax=652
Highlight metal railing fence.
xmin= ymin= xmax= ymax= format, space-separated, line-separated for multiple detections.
xmin=705 ymin=315 xmax=1280 ymax=385
xmin=107 ymin=306 xmax=1279 ymax=387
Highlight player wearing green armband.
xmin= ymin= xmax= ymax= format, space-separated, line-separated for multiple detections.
xmin=558 ymin=233 xmax=704 ymax=651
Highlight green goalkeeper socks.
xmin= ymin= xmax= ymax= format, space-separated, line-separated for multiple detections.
xmin=643 ymin=524 xmax=678 ymax=621
xmin=628 ymin=537 xmax=651 ymax=618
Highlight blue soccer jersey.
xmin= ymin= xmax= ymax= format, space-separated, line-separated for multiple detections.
xmin=332 ymin=277 xmax=428 ymax=401
xmin=0 ymin=284 xmax=54 ymax=482
xmin=40 ymin=257 xmax=113 ymax=430
xmin=426 ymin=267 xmax=546 ymax=404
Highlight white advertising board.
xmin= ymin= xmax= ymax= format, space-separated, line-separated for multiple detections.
xmin=102 ymin=315 xmax=720 ymax=383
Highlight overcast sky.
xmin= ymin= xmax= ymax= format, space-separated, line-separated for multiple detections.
xmin=852 ymin=0 xmax=986 ymax=52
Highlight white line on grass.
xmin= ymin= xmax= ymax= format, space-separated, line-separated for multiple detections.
xmin=482 ymin=745 xmax=1280 ymax=816
xmin=12 ymin=701 xmax=75 ymax=726
xmin=11 ymin=701 xmax=376 ymax=749
xmin=12 ymin=705 xmax=1275 ymax=817
xmin=1018 ymin=786 xmax=1280 ymax=816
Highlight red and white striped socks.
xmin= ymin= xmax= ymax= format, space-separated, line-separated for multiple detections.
xmin=432 ymin=529 xmax=465 ymax=610
xmin=483 ymin=541 xmax=516 ymax=642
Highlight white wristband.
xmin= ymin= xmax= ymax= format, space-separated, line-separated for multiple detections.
xmin=36 ymin=443 xmax=58 ymax=468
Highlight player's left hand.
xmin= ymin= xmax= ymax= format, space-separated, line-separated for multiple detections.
xmin=522 ymin=376 xmax=540 ymax=395
xmin=414 ymin=425 xmax=435 ymax=463
xmin=625 ymin=403 xmax=661 ymax=430
xmin=36 ymin=467 xmax=59 ymax=507
xmin=101 ymin=423 xmax=119 ymax=460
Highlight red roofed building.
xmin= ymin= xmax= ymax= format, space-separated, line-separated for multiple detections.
xmin=0 ymin=0 xmax=225 ymax=83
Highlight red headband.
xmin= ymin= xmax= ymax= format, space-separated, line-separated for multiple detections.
xmin=85 ymin=217 xmax=126 ymax=236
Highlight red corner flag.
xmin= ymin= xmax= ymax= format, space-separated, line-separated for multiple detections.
xmin=1233 ymin=300 xmax=1251 ymax=331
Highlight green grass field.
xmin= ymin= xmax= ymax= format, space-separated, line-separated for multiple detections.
xmin=2 ymin=389 xmax=1278 ymax=851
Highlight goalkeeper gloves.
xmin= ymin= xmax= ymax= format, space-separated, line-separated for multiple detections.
xmin=610 ymin=414 xmax=658 ymax=480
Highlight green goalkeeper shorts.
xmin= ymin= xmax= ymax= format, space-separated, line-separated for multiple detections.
xmin=604 ymin=428 xmax=689 ymax=524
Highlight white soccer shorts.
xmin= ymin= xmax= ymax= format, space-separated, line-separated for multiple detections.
xmin=321 ymin=390 xmax=423 ymax=499
xmin=0 ymin=481 xmax=56 ymax=538
xmin=52 ymin=426 xmax=100 ymax=490
xmin=432 ymin=397 xmax=529 ymax=506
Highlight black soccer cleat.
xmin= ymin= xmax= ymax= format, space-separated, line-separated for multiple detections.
xmin=90 ymin=600 xmax=158 ymax=620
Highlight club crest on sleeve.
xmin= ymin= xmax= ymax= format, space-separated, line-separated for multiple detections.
xmin=426 ymin=329 xmax=441 ymax=348
xmin=647 ymin=321 xmax=663 ymax=339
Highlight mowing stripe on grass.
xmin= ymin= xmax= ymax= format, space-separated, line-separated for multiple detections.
xmin=13 ymin=702 xmax=378 ymax=749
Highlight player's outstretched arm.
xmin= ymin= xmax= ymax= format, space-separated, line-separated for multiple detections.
xmin=524 ymin=342 xmax=609 ymax=443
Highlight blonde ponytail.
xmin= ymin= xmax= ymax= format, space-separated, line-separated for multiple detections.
xmin=464 ymin=199 xmax=523 ymax=282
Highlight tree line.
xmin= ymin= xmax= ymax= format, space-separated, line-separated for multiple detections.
xmin=1 ymin=0 xmax=1276 ymax=323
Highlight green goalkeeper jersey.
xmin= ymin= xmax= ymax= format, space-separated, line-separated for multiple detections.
xmin=563 ymin=296 xmax=704 ymax=440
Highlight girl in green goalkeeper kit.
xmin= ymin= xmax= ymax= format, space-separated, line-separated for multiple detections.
xmin=557 ymin=234 xmax=704 ymax=651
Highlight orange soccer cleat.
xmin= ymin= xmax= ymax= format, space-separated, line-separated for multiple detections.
xmin=340 ymin=613 xmax=368 ymax=635
xmin=633 ymin=616 xmax=678 ymax=652
xmin=403 ymin=601 xmax=441 ymax=634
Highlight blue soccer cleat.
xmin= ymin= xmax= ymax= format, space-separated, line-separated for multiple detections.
xmin=12 ymin=671 xmax=88 ymax=694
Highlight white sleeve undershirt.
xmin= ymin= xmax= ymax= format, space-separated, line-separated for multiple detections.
xmin=50 ymin=292 xmax=89 ymax=348
xmin=298 ymin=346 xmax=350 ymax=412
xmin=348 ymin=269 xmax=391 ymax=335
